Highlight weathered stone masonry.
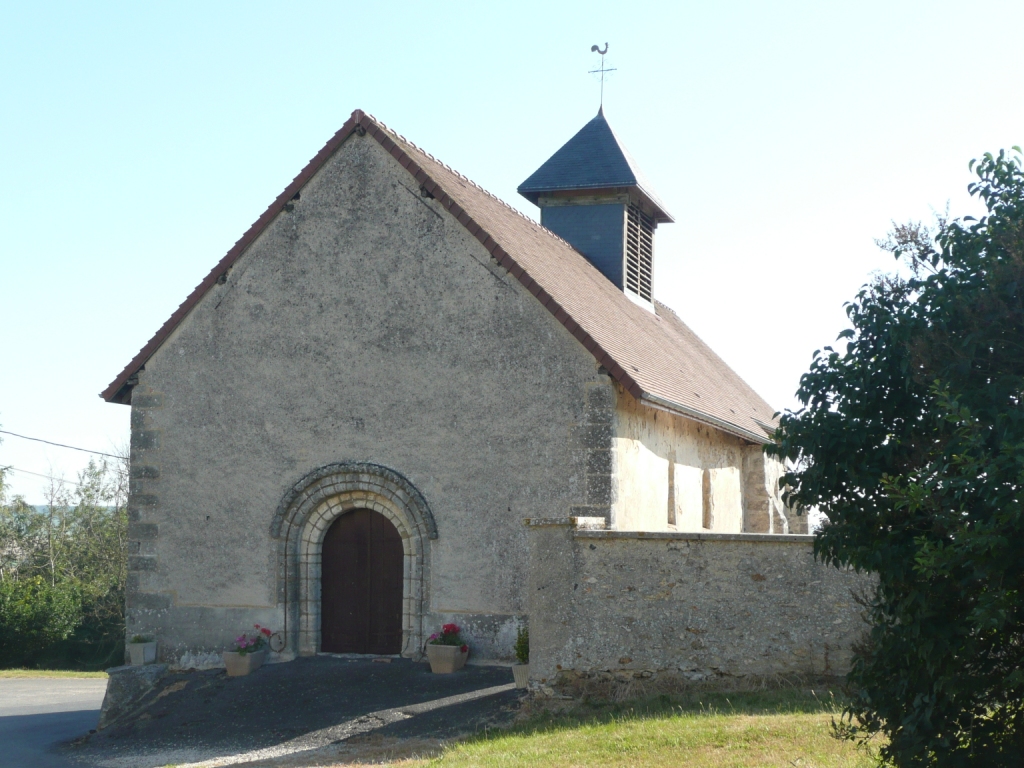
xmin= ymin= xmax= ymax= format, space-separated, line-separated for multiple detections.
xmin=110 ymin=109 xmax=821 ymax=672
xmin=569 ymin=380 xmax=617 ymax=523
xmin=120 ymin=131 xmax=614 ymax=665
xmin=126 ymin=385 xmax=170 ymax=628
xmin=526 ymin=518 xmax=872 ymax=685
xmin=271 ymin=462 xmax=439 ymax=658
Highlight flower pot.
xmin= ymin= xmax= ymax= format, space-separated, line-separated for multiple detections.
xmin=512 ymin=663 xmax=530 ymax=688
xmin=426 ymin=643 xmax=468 ymax=673
xmin=223 ymin=649 xmax=266 ymax=677
xmin=128 ymin=641 xmax=158 ymax=666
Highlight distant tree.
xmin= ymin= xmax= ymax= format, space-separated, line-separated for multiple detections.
xmin=769 ymin=149 xmax=1024 ymax=765
xmin=0 ymin=436 xmax=129 ymax=669
xmin=0 ymin=577 xmax=81 ymax=666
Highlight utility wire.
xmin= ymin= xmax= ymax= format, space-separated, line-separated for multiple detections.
xmin=3 ymin=466 xmax=94 ymax=489
xmin=0 ymin=429 xmax=122 ymax=459
xmin=2 ymin=466 xmax=97 ymax=489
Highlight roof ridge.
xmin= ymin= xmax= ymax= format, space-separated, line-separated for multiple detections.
xmin=102 ymin=108 xmax=775 ymax=443
xmin=367 ymin=115 xmax=584 ymax=255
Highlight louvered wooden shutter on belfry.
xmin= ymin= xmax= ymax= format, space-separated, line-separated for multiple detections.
xmin=626 ymin=203 xmax=654 ymax=302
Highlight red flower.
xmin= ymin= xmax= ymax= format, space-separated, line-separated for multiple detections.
xmin=460 ymin=644 xmax=468 ymax=653
xmin=442 ymin=623 xmax=459 ymax=635
xmin=261 ymin=628 xmax=272 ymax=637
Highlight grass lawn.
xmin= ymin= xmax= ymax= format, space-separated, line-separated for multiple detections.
xmin=0 ymin=669 xmax=108 ymax=678
xmin=388 ymin=689 xmax=880 ymax=768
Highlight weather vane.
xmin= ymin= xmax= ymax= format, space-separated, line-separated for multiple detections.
xmin=589 ymin=43 xmax=616 ymax=110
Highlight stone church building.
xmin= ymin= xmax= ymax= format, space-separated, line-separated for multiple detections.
xmin=103 ymin=108 xmax=810 ymax=667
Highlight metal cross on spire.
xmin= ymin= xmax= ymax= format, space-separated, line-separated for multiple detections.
xmin=589 ymin=43 xmax=616 ymax=111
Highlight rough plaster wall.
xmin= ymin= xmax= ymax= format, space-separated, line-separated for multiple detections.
xmin=674 ymin=465 xmax=703 ymax=530
xmin=709 ymin=467 xmax=742 ymax=532
xmin=125 ymin=132 xmax=610 ymax=662
xmin=741 ymin=448 xmax=806 ymax=534
xmin=527 ymin=523 xmax=873 ymax=684
xmin=611 ymin=392 xmax=751 ymax=532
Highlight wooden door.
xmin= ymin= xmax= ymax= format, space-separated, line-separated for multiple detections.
xmin=320 ymin=509 xmax=404 ymax=654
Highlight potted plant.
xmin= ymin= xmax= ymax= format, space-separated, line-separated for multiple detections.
xmin=128 ymin=635 xmax=158 ymax=666
xmin=222 ymin=624 xmax=272 ymax=677
xmin=425 ymin=623 xmax=469 ymax=673
xmin=512 ymin=626 xmax=529 ymax=688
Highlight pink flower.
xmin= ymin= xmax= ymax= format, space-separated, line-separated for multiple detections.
xmin=429 ymin=633 xmax=438 ymax=640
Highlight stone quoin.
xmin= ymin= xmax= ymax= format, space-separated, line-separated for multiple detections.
xmin=103 ymin=108 xmax=861 ymax=682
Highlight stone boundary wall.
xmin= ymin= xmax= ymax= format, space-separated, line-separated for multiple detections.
xmin=525 ymin=519 xmax=873 ymax=686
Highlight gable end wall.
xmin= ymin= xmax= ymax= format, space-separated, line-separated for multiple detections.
xmin=125 ymin=132 xmax=613 ymax=664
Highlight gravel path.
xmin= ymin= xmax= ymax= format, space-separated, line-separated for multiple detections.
xmin=67 ymin=658 xmax=524 ymax=768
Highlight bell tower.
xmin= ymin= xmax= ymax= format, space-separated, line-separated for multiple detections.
xmin=518 ymin=109 xmax=673 ymax=305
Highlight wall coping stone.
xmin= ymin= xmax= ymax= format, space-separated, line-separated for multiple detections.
xmin=523 ymin=518 xmax=812 ymax=542
xmin=524 ymin=517 xmax=607 ymax=529
xmin=575 ymin=530 xmax=815 ymax=543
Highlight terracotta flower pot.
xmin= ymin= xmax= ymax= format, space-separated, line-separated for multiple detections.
xmin=128 ymin=641 xmax=158 ymax=666
xmin=426 ymin=643 xmax=468 ymax=673
xmin=512 ymin=663 xmax=530 ymax=688
xmin=223 ymin=649 xmax=266 ymax=677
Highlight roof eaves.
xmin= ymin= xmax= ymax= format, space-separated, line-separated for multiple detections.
xmin=640 ymin=392 xmax=772 ymax=445
xmin=519 ymin=177 xmax=637 ymax=193
xmin=101 ymin=107 xmax=657 ymax=412
xmin=518 ymin=180 xmax=674 ymax=224
xmin=102 ymin=111 xmax=708 ymax=426
xmin=100 ymin=110 xmax=366 ymax=403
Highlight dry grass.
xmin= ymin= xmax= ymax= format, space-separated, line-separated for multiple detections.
xmin=0 ymin=668 xmax=108 ymax=678
xmin=315 ymin=689 xmax=879 ymax=768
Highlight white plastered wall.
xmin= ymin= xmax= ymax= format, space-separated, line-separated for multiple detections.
xmin=610 ymin=389 xmax=749 ymax=533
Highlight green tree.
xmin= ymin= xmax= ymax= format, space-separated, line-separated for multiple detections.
xmin=0 ymin=577 xmax=82 ymax=666
xmin=0 ymin=435 xmax=129 ymax=669
xmin=769 ymin=149 xmax=1024 ymax=766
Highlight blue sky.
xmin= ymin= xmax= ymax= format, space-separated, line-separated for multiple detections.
xmin=2 ymin=0 xmax=1022 ymax=501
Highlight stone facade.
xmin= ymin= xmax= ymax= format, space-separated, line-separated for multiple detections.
xmin=526 ymin=519 xmax=871 ymax=685
xmin=125 ymin=132 xmax=612 ymax=665
xmin=121 ymin=119 xmax=812 ymax=671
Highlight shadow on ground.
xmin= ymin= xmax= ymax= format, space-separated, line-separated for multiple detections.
xmin=67 ymin=657 xmax=524 ymax=767
xmin=4 ymin=710 xmax=100 ymax=768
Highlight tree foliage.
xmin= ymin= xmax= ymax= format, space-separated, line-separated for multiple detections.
xmin=769 ymin=149 xmax=1024 ymax=766
xmin=0 ymin=576 xmax=82 ymax=666
xmin=0 ymin=448 xmax=128 ymax=669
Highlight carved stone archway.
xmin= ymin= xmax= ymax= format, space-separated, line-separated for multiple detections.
xmin=271 ymin=463 xmax=437 ymax=657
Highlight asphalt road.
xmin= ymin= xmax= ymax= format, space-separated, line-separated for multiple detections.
xmin=0 ymin=677 xmax=107 ymax=768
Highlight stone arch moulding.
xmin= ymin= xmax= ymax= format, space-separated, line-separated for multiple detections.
xmin=271 ymin=462 xmax=438 ymax=658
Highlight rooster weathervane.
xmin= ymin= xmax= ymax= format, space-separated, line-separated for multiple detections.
xmin=589 ymin=43 xmax=616 ymax=110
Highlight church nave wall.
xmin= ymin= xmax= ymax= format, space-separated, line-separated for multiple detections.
xmin=122 ymin=132 xmax=608 ymax=665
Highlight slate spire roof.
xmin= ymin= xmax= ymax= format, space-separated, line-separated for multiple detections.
xmin=101 ymin=109 xmax=776 ymax=444
xmin=518 ymin=108 xmax=673 ymax=223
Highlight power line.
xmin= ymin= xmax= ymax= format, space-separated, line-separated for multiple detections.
xmin=3 ymin=466 xmax=94 ymax=489
xmin=0 ymin=429 xmax=123 ymax=459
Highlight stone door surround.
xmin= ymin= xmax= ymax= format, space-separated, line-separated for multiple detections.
xmin=271 ymin=462 xmax=437 ymax=657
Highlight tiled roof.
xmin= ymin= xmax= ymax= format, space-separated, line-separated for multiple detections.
xmin=518 ymin=109 xmax=673 ymax=223
xmin=101 ymin=110 xmax=777 ymax=444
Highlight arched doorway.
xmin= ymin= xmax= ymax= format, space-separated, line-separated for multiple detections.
xmin=320 ymin=509 xmax=404 ymax=654
xmin=272 ymin=462 xmax=437 ymax=657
